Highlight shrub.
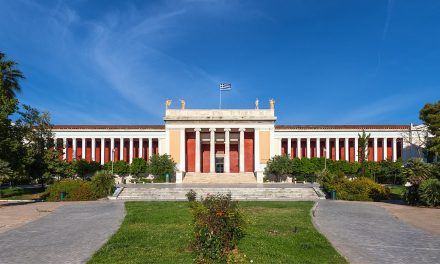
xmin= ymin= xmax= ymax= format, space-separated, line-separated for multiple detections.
xmin=186 ymin=189 xmax=197 ymax=202
xmin=103 ymin=160 xmax=129 ymax=176
xmin=130 ymin=158 xmax=149 ymax=176
xmin=70 ymin=159 xmax=102 ymax=179
xmin=91 ymin=170 xmax=115 ymax=198
xmin=149 ymin=154 xmax=176 ymax=177
xmin=419 ymin=178 xmax=440 ymax=207
xmin=264 ymin=155 xmax=292 ymax=182
xmin=45 ymin=179 xmax=96 ymax=201
xmin=189 ymin=192 xmax=245 ymax=263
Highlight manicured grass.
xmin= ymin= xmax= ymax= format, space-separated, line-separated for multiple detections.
xmin=387 ymin=185 xmax=405 ymax=200
xmin=88 ymin=201 xmax=347 ymax=264
xmin=0 ymin=187 xmax=46 ymax=200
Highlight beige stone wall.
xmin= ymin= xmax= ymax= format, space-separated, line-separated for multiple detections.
xmin=169 ymin=129 xmax=180 ymax=164
xmin=259 ymin=130 xmax=270 ymax=164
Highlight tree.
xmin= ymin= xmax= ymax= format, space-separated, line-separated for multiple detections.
xmin=419 ymin=100 xmax=440 ymax=155
xmin=130 ymin=158 xmax=149 ymax=176
xmin=264 ymin=155 xmax=292 ymax=182
xmin=0 ymin=51 xmax=24 ymax=99
xmin=358 ymin=130 xmax=371 ymax=176
xmin=149 ymin=154 xmax=176 ymax=178
xmin=402 ymin=159 xmax=432 ymax=185
xmin=17 ymin=105 xmax=55 ymax=186
xmin=111 ymin=160 xmax=130 ymax=176
xmin=0 ymin=159 xmax=15 ymax=185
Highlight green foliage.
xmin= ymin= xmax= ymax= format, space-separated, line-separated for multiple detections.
xmin=264 ymin=155 xmax=292 ymax=182
xmin=358 ymin=130 xmax=371 ymax=176
xmin=149 ymin=154 xmax=176 ymax=177
xmin=91 ymin=170 xmax=115 ymax=198
xmin=319 ymin=172 xmax=390 ymax=201
xmin=186 ymin=189 xmax=197 ymax=202
xmin=0 ymin=51 xmax=24 ymax=99
xmin=71 ymin=159 xmax=102 ymax=179
xmin=45 ymin=179 xmax=95 ymax=201
xmin=189 ymin=192 xmax=245 ymax=263
xmin=111 ymin=160 xmax=129 ymax=176
xmin=419 ymin=100 xmax=440 ymax=154
xmin=402 ymin=159 xmax=432 ymax=185
xmin=0 ymin=159 xmax=15 ymax=184
xmin=129 ymin=158 xmax=149 ymax=176
xmin=418 ymin=178 xmax=440 ymax=207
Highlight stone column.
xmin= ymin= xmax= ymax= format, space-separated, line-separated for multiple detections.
xmin=239 ymin=128 xmax=246 ymax=172
xmin=297 ymin=138 xmax=301 ymax=158
xmin=92 ymin=138 xmax=96 ymax=161
xmin=392 ymin=138 xmax=397 ymax=161
xmin=63 ymin=138 xmax=67 ymax=161
xmin=325 ymin=138 xmax=330 ymax=159
xmin=111 ymin=138 xmax=115 ymax=161
xmin=195 ymin=129 xmax=201 ymax=173
xmin=148 ymin=138 xmax=153 ymax=159
xmin=306 ymin=138 xmax=311 ymax=158
xmin=354 ymin=138 xmax=359 ymax=162
xmin=72 ymin=138 xmax=77 ymax=160
xmin=287 ymin=138 xmax=291 ymax=158
xmin=120 ymin=138 xmax=124 ymax=161
xmin=224 ymin=128 xmax=231 ymax=173
xmin=345 ymin=138 xmax=349 ymax=161
xmin=373 ymin=137 xmax=378 ymax=161
xmin=129 ymin=138 xmax=134 ymax=163
xmin=100 ymin=138 xmax=105 ymax=165
xmin=210 ymin=128 xmax=216 ymax=173
xmin=316 ymin=138 xmax=321 ymax=158
xmin=139 ymin=138 xmax=143 ymax=158
xmin=383 ymin=138 xmax=388 ymax=160
xmin=335 ymin=138 xmax=340 ymax=160
xmin=81 ymin=138 xmax=86 ymax=160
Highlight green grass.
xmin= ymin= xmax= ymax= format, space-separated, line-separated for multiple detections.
xmin=387 ymin=185 xmax=405 ymax=200
xmin=0 ymin=187 xmax=46 ymax=200
xmin=88 ymin=201 xmax=347 ymax=264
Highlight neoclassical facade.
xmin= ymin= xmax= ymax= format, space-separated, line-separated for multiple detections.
xmin=53 ymin=101 xmax=423 ymax=183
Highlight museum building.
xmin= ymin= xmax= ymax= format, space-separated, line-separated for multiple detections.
xmin=52 ymin=100 xmax=420 ymax=183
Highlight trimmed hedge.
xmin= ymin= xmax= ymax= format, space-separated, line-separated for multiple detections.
xmin=45 ymin=179 xmax=95 ymax=201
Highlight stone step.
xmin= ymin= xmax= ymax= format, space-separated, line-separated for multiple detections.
xmin=117 ymin=187 xmax=319 ymax=201
xmin=183 ymin=172 xmax=256 ymax=184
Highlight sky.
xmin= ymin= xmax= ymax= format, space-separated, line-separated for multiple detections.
xmin=1 ymin=0 xmax=439 ymax=125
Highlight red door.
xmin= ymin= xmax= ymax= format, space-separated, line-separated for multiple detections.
xmin=244 ymin=132 xmax=254 ymax=172
xmin=202 ymin=144 xmax=210 ymax=173
xmin=230 ymin=144 xmax=239 ymax=173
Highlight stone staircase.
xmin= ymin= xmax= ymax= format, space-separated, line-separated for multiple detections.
xmin=116 ymin=185 xmax=321 ymax=201
xmin=183 ymin=172 xmax=256 ymax=184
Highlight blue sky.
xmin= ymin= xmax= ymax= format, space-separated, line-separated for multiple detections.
xmin=1 ymin=0 xmax=439 ymax=125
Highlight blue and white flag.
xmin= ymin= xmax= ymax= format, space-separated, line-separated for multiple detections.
xmin=219 ymin=83 xmax=232 ymax=91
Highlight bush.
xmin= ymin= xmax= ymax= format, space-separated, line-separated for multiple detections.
xmin=91 ymin=170 xmax=115 ymax=198
xmin=149 ymin=154 xmax=176 ymax=177
xmin=419 ymin=178 xmax=440 ymax=207
xmin=104 ymin=160 xmax=129 ymax=176
xmin=45 ymin=179 xmax=96 ymax=201
xmin=70 ymin=159 xmax=102 ymax=179
xmin=188 ymin=192 xmax=245 ymax=263
xmin=130 ymin=158 xmax=149 ymax=176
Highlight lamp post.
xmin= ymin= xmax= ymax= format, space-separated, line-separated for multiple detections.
xmin=111 ymin=148 xmax=115 ymax=175
xmin=324 ymin=147 xmax=327 ymax=171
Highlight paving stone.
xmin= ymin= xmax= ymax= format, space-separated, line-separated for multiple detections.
xmin=0 ymin=201 xmax=124 ymax=264
xmin=314 ymin=200 xmax=440 ymax=264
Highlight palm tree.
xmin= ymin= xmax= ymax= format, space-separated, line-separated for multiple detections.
xmin=0 ymin=51 xmax=25 ymax=99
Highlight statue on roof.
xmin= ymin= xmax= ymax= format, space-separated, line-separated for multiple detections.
xmin=255 ymin=98 xmax=259 ymax=109
xmin=181 ymin=99 xmax=185 ymax=110
xmin=165 ymin=99 xmax=172 ymax=109
xmin=269 ymin=98 xmax=275 ymax=109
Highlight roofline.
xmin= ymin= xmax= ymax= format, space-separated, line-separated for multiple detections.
xmin=52 ymin=125 xmax=165 ymax=130
xmin=275 ymin=125 xmax=411 ymax=130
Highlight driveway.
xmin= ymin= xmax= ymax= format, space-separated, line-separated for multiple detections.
xmin=0 ymin=201 xmax=125 ymax=264
xmin=314 ymin=200 xmax=440 ymax=264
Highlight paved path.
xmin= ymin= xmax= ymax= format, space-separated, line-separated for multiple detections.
xmin=314 ymin=201 xmax=440 ymax=264
xmin=0 ymin=201 xmax=125 ymax=264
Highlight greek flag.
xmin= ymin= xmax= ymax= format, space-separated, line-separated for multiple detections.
xmin=219 ymin=83 xmax=232 ymax=91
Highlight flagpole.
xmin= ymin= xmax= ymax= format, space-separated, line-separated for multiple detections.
xmin=219 ymin=88 xmax=222 ymax=109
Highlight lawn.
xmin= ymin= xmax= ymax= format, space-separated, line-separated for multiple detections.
xmin=387 ymin=184 xmax=405 ymax=200
xmin=0 ymin=187 xmax=46 ymax=200
xmin=88 ymin=201 xmax=346 ymax=264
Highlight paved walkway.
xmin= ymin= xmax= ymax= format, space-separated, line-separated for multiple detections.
xmin=314 ymin=200 xmax=440 ymax=264
xmin=0 ymin=201 xmax=125 ymax=264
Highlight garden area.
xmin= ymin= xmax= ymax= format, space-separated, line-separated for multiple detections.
xmin=88 ymin=199 xmax=346 ymax=264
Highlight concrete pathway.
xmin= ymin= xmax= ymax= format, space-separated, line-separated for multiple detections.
xmin=314 ymin=200 xmax=440 ymax=264
xmin=0 ymin=201 xmax=125 ymax=264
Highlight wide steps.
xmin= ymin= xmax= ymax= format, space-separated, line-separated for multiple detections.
xmin=117 ymin=187 xmax=319 ymax=201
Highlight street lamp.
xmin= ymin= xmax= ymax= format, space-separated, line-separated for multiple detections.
xmin=111 ymin=148 xmax=115 ymax=175
xmin=324 ymin=147 xmax=327 ymax=171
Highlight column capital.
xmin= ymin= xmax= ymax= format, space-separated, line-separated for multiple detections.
xmin=223 ymin=128 xmax=231 ymax=132
xmin=194 ymin=128 xmax=202 ymax=132
xmin=209 ymin=128 xmax=216 ymax=132
xmin=239 ymin=128 xmax=246 ymax=132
